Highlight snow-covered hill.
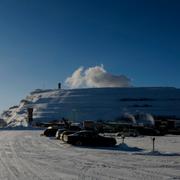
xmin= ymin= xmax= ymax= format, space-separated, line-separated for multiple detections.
xmin=1 ymin=87 xmax=180 ymax=127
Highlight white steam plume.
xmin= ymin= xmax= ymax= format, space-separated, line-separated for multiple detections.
xmin=65 ymin=65 xmax=132 ymax=88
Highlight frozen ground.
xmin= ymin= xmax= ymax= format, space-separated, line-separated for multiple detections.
xmin=0 ymin=130 xmax=180 ymax=180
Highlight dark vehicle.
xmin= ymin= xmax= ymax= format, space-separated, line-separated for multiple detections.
xmin=60 ymin=130 xmax=79 ymax=141
xmin=66 ymin=130 xmax=117 ymax=146
xmin=69 ymin=125 xmax=81 ymax=131
xmin=58 ymin=125 xmax=82 ymax=140
xmin=43 ymin=126 xmax=58 ymax=137
xmin=55 ymin=128 xmax=66 ymax=139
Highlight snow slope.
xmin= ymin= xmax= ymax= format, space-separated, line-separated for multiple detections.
xmin=1 ymin=87 xmax=180 ymax=127
xmin=0 ymin=130 xmax=179 ymax=180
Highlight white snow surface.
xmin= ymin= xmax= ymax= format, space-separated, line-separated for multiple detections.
xmin=0 ymin=130 xmax=179 ymax=180
xmin=1 ymin=87 xmax=180 ymax=127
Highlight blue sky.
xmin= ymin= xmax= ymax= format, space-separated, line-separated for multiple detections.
xmin=0 ymin=0 xmax=180 ymax=112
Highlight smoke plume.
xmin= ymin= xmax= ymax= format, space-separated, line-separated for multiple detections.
xmin=65 ymin=65 xmax=132 ymax=88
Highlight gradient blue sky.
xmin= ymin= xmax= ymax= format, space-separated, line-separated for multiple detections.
xmin=0 ymin=0 xmax=180 ymax=112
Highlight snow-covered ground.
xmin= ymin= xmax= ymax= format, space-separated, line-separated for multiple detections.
xmin=0 ymin=130 xmax=179 ymax=180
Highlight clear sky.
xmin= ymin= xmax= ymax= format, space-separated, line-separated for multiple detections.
xmin=0 ymin=0 xmax=180 ymax=113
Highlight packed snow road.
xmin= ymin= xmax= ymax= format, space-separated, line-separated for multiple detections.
xmin=0 ymin=130 xmax=180 ymax=180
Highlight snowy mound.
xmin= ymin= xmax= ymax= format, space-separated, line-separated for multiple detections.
xmin=1 ymin=87 xmax=180 ymax=127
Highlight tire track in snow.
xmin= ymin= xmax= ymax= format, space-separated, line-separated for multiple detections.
xmin=0 ymin=131 xmax=179 ymax=180
xmin=0 ymin=132 xmax=23 ymax=180
xmin=8 ymin=140 xmax=44 ymax=180
xmin=0 ymin=131 xmax=43 ymax=180
xmin=11 ymin=131 xmax=79 ymax=179
xmin=0 ymin=150 xmax=20 ymax=180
